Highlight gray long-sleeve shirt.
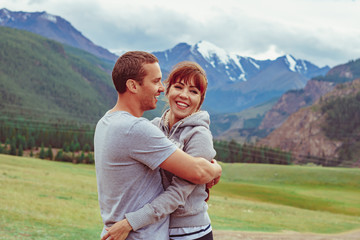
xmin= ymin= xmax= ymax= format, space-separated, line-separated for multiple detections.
xmin=125 ymin=110 xmax=216 ymax=230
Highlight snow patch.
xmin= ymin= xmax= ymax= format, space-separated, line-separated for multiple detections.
xmin=41 ymin=13 xmax=57 ymax=23
xmin=196 ymin=41 xmax=229 ymax=65
xmin=23 ymin=13 xmax=30 ymax=21
xmin=1 ymin=8 xmax=13 ymax=22
xmin=239 ymin=73 xmax=247 ymax=81
xmin=229 ymin=76 xmax=236 ymax=82
xmin=229 ymin=54 xmax=247 ymax=81
xmin=229 ymin=53 xmax=243 ymax=70
xmin=301 ymin=60 xmax=307 ymax=71
xmin=2 ymin=8 xmax=10 ymax=18
xmin=285 ymin=54 xmax=296 ymax=72
xmin=249 ymin=58 xmax=260 ymax=70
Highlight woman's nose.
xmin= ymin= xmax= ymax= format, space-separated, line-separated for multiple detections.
xmin=179 ymin=89 xmax=189 ymax=98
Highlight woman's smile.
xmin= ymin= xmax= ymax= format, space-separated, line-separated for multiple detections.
xmin=176 ymin=101 xmax=189 ymax=108
xmin=167 ymin=79 xmax=201 ymax=125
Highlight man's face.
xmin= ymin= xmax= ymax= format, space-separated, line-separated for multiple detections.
xmin=138 ymin=62 xmax=164 ymax=111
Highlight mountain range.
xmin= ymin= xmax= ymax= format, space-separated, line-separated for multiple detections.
xmin=1 ymin=8 xmax=330 ymax=115
xmin=153 ymin=41 xmax=330 ymax=113
xmin=0 ymin=8 xmax=117 ymax=63
xmin=2 ymin=8 xmax=359 ymax=167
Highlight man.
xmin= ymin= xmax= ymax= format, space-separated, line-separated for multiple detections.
xmin=94 ymin=51 xmax=222 ymax=240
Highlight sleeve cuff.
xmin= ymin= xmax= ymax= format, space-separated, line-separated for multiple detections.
xmin=125 ymin=204 xmax=163 ymax=231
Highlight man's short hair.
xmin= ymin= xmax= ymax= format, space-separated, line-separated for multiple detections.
xmin=112 ymin=51 xmax=159 ymax=93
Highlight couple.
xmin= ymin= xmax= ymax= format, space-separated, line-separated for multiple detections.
xmin=94 ymin=51 xmax=221 ymax=240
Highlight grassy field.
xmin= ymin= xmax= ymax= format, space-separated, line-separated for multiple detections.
xmin=209 ymin=163 xmax=360 ymax=233
xmin=1 ymin=154 xmax=360 ymax=239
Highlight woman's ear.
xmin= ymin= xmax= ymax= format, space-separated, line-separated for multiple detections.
xmin=126 ymin=79 xmax=138 ymax=93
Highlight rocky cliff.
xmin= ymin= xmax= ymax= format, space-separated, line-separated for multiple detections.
xmin=259 ymin=80 xmax=335 ymax=131
xmin=257 ymin=79 xmax=360 ymax=166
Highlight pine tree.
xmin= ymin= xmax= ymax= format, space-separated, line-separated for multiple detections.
xmin=79 ymin=151 xmax=85 ymax=163
xmin=228 ymin=139 xmax=239 ymax=163
xmin=28 ymin=136 xmax=35 ymax=150
xmin=86 ymin=152 xmax=94 ymax=164
xmin=18 ymin=144 xmax=23 ymax=156
xmin=63 ymin=142 xmax=70 ymax=152
xmin=83 ymin=143 xmax=91 ymax=153
xmin=47 ymin=145 xmax=53 ymax=160
xmin=10 ymin=137 xmax=17 ymax=155
xmin=55 ymin=149 xmax=64 ymax=161
xmin=39 ymin=143 xmax=45 ymax=159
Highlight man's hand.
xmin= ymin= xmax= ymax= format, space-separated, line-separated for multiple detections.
xmin=101 ymin=219 xmax=133 ymax=240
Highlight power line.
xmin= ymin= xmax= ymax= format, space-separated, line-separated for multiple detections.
xmin=0 ymin=119 xmax=96 ymax=134
xmin=213 ymin=141 xmax=350 ymax=166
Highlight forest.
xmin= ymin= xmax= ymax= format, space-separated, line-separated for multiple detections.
xmin=320 ymin=91 xmax=360 ymax=165
xmin=0 ymin=116 xmax=296 ymax=165
xmin=0 ymin=117 xmax=94 ymax=164
xmin=2 ymin=97 xmax=359 ymax=167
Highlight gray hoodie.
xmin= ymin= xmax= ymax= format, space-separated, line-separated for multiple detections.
xmin=125 ymin=110 xmax=216 ymax=230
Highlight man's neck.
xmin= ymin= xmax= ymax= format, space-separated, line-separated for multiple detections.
xmin=109 ymin=93 xmax=144 ymax=117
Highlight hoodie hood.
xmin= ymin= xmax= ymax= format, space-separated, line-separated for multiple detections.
xmin=155 ymin=109 xmax=211 ymax=132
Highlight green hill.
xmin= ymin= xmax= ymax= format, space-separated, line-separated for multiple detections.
xmin=0 ymin=26 xmax=116 ymax=124
xmin=0 ymin=26 xmax=167 ymax=125
xmin=1 ymin=155 xmax=359 ymax=239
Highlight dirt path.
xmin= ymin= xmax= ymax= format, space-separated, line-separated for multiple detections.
xmin=213 ymin=229 xmax=360 ymax=240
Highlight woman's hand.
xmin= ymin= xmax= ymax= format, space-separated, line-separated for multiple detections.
xmin=101 ymin=219 xmax=133 ymax=240
xmin=207 ymin=159 xmax=221 ymax=189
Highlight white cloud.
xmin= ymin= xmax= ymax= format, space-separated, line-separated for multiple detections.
xmin=1 ymin=0 xmax=360 ymax=67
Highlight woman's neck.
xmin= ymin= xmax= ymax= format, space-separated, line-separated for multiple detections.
xmin=166 ymin=110 xmax=178 ymax=130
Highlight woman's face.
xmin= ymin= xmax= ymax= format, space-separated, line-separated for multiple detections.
xmin=167 ymin=79 xmax=201 ymax=123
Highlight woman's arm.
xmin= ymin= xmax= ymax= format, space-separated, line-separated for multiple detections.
xmin=108 ymin=127 xmax=218 ymax=233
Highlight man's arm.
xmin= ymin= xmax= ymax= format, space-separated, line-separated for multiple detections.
xmin=159 ymin=148 xmax=222 ymax=184
xmin=105 ymin=129 xmax=221 ymax=236
xmin=103 ymin=155 xmax=214 ymax=236
xmin=101 ymin=219 xmax=132 ymax=240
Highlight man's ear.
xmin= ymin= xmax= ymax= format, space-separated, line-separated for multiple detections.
xmin=126 ymin=79 xmax=139 ymax=93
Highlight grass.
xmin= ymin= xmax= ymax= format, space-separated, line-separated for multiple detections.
xmin=1 ymin=155 xmax=360 ymax=239
xmin=208 ymin=163 xmax=360 ymax=233
xmin=0 ymin=154 xmax=102 ymax=239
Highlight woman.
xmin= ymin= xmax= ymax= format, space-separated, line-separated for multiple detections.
xmin=105 ymin=61 xmax=218 ymax=240
xmin=154 ymin=61 xmax=216 ymax=240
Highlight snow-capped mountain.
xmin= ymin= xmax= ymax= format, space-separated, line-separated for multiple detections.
xmin=1 ymin=8 xmax=330 ymax=113
xmin=153 ymin=41 xmax=330 ymax=113
xmin=154 ymin=41 xmax=272 ymax=88
xmin=155 ymin=41 xmax=328 ymax=87
xmin=194 ymin=41 xmax=272 ymax=82
xmin=0 ymin=8 xmax=117 ymax=62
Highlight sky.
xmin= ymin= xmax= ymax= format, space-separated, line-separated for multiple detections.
xmin=2 ymin=0 xmax=360 ymax=67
